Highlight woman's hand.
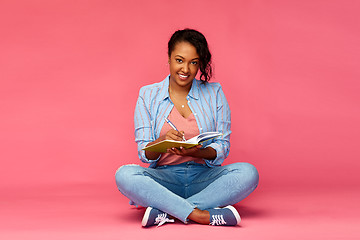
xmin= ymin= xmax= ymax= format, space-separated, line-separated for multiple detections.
xmin=167 ymin=145 xmax=217 ymax=160
xmin=163 ymin=129 xmax=185 ymax=141
xmin=144 ymin=129 xmax=185 ymax=160
xmin=167 ymin=144 xmax=203 ymax=156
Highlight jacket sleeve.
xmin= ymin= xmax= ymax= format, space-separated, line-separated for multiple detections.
xmin=205 ymin=85 xmax=231 ymax=166
xmin=134 ymin=88 xmax=160 ymax=164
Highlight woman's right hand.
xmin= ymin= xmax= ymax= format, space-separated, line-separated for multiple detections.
xmin=163 ymin=129 xmax=185 ymax=141
xmin=144 ymin=129 xmax=184 ymax=160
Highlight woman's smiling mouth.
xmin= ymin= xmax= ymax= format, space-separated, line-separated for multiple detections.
xmin=178 ymin=73 xmax=190 ymax=80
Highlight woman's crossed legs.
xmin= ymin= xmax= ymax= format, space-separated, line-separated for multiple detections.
xmin=115 ymin=161 xmax=259 ymax=225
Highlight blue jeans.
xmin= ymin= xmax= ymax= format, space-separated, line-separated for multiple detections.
xmin=115 ymin=161 xmax=259 ymax=223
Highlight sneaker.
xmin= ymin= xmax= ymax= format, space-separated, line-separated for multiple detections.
xmin=207 ymin=205 xmax=241 ymax=226
xmin=141 ymin=207 xmax=175 ymax=227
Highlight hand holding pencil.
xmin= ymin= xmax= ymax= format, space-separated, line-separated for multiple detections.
xmin=164 ymin=117 xmax=186 ymax=141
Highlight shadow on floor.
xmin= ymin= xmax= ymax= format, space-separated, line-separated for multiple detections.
xmin=233 ymin=204 xmax=270 ymax=219
xmin=114 ymin=203 xmax=269 ymax=225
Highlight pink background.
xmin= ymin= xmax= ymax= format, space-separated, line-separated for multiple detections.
xmin=1 ymin=0 xmax=359 ymax=239
xmin=1 ymin=0 xmax=359 ymax=189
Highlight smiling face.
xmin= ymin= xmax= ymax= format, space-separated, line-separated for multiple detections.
xmin=168 ymin=41 xmax=200 ymax=90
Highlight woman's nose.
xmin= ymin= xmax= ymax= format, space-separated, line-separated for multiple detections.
xmin=182 ymin=64 xmax=189 ymax=73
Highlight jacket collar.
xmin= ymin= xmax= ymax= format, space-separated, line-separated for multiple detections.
xmin=188 ymin=77 xmax=200 ymax=100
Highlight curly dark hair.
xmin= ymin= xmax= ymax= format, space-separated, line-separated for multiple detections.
xmin=168 ymin=29 xmax=213 ymax=83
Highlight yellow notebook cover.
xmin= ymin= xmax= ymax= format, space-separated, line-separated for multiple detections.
xmin=142 ymin=140 xmax=198 ymax=153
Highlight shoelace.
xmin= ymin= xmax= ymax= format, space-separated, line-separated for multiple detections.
xmin=209 ymin=214 xmax=227 ymax=226
xmin=154 ymin=213 xmax=175 ymax=227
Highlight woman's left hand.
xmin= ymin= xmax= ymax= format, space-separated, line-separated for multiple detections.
xmin=167 ymin=145 xmax=203 ymax=157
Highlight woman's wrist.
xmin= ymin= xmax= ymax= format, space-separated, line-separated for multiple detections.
xmin=192 ymin=146 xmax=216 ymax=160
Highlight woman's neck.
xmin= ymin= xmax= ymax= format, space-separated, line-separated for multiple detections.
xmin=168 ymin=81 xmax=192 ymax=98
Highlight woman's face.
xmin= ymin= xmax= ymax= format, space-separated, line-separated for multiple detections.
xmin=169 ymin=41 xmax=200 ymax=89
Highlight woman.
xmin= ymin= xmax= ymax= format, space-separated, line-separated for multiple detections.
xmin=115 ymin=29 xmax=259 ymax=227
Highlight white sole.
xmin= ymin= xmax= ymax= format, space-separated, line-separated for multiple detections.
xmin=141 ymin=207 xmax=153 ymax=227
xmin=225 ymin=205 xmax=241 ymax=225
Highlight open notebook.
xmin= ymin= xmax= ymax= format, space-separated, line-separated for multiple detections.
xmin=142 ymin=132 xmax=222 ymax=153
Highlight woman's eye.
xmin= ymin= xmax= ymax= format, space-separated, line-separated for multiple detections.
xmin=191 ymin=61 xmax=198 ymax=65
xmin=176 ymin=59 xmax=183 ymax=63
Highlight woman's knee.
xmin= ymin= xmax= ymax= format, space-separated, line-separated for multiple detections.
xmin=227 ymin=162 xmax=259 ymax=186
xmin=115 ymin=164 xmax=141 ymax=187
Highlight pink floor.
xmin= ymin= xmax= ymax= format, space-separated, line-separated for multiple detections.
xmin=1 ymin=183 xmax=359 ymax=240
